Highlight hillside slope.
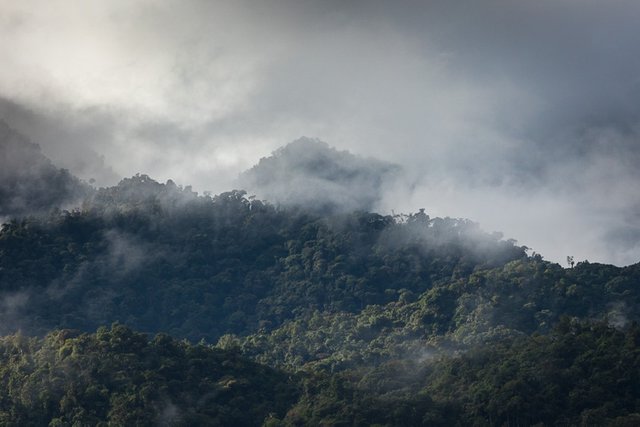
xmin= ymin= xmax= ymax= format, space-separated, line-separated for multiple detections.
xmin=0 ymin=174 xmax=527 ymax=342
xmin=0 ymin=121 xmax=92 ymax=217
xmin=1 ymin=141 xmax=640 ymax=425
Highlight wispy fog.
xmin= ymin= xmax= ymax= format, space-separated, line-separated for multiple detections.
xmin=1 ymin=0 xmax=639 ymax=265
xmin=239 ymin=137 xmax=399 ymax=213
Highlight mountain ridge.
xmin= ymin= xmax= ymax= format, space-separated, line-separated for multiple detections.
xmin=0 ymin=120 xmax=92 ymax=217
xmin=1 ymin=135 xmax=640 ymax=425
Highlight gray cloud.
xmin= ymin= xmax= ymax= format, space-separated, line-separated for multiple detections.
xmin=0 ymin=118 xmax=93 ymax=216
xmin=1 ymin=0 xmax=639 ymax=265
xmin=0 ymin=98 xmax=119 ymax=186
xmin=238 ymin=137 xmax=400 ymax=213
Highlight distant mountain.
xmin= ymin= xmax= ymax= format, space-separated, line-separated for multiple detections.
xmin=239 ymin=137 xmax=400 ymax=212
xmin=0 ymin=120 xmax=92 ymax=217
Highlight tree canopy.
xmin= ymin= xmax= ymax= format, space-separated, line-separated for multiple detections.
xmin=0 ymin=168 xmax=639 ymax=425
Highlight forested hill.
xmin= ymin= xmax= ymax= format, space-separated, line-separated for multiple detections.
xmin=0 ymin=174 xmax=527 ymax=341
xmin=0 ymin=121 xmax=92 ymax=217
xmin=1 ymin=143 xmax=640 ymax=424
xmin=238 ymin=137 xmax=399 ymax=212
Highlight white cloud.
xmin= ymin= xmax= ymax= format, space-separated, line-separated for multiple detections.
xmin=1 ymin=0 xmax=640 ymax=265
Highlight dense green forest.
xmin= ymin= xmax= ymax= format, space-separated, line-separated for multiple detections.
xmin=0 ymin=174 xmax=529 ymax=341
xmin=0 ymin=324 xmax=298 ymax=426
xmin=1 ymin=134 xmax=640 ymax=425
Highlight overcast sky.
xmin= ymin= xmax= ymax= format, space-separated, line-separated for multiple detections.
xmin=1 ymin=0 xmax=640 ymax=266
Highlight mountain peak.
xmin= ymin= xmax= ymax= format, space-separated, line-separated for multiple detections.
xmin=239 ymin=138 xmax=399 ymax=213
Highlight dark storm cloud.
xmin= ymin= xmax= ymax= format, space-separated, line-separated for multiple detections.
xmin=0 ymin=0 xmax=639 ymax=265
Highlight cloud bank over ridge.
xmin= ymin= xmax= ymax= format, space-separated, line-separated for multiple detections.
xmin=1 ymin=0 xmax=640 ymax=265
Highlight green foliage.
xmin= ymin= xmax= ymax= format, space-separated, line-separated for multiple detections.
xmin=275 ymin=321 xmax=640 ymax=426
xmin=234 ymin=257 xmax=640 ymax=373
xmin=422 ymin=320 xmax=640 ymax=426
xmin=0 ymin=175 xmax=527 ymax=342
xmin=0 ymin=324 xmax=298 ymax=426
xmin=2 ymin=173 xmax=640 ymax=424
xmin=2 ymin=321 xmax=639 ymax=426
